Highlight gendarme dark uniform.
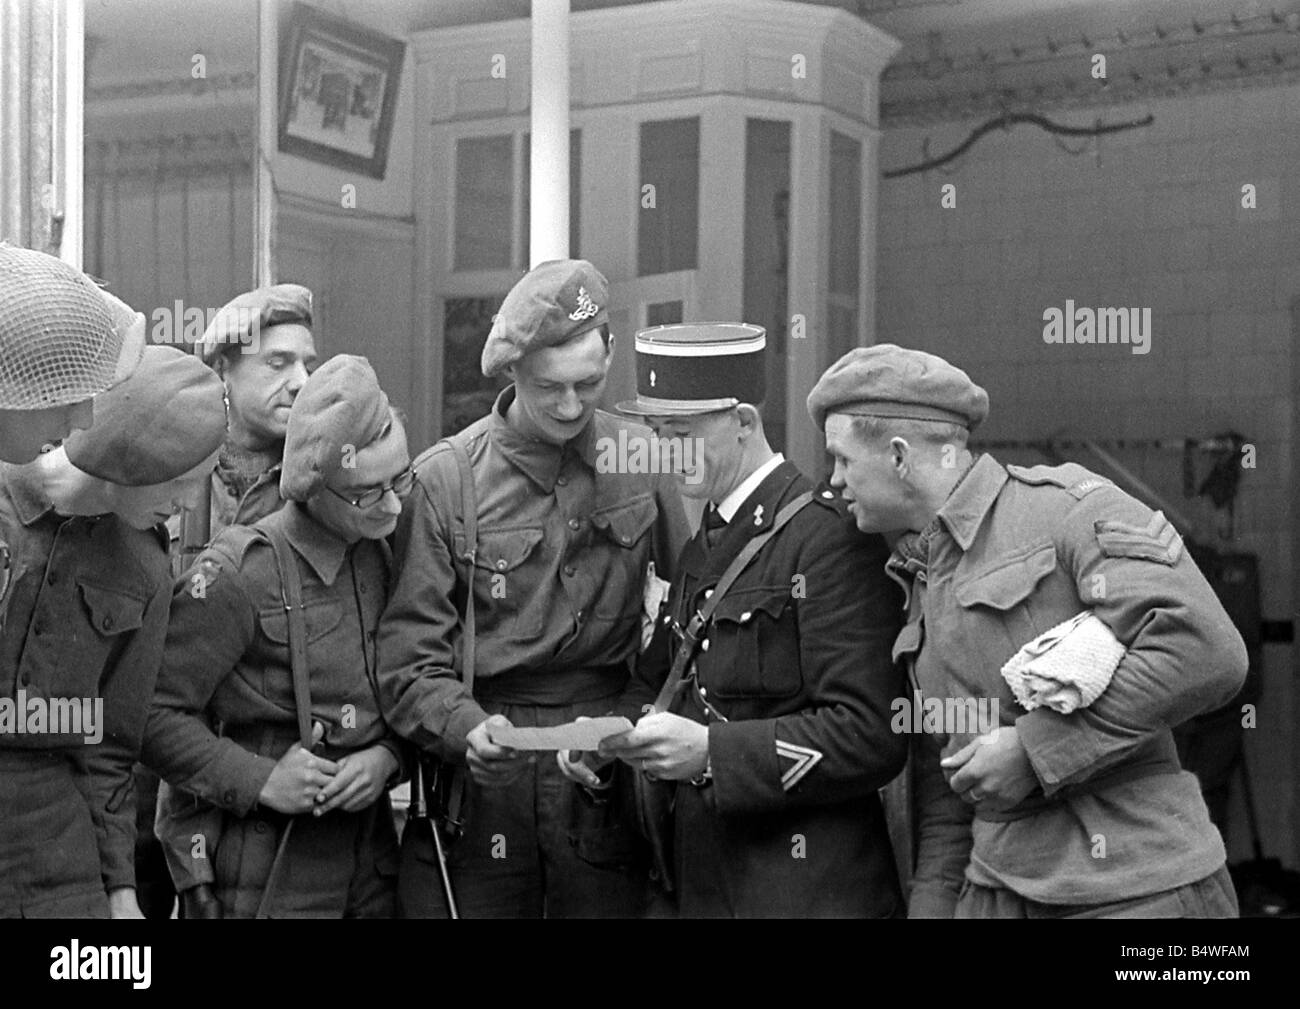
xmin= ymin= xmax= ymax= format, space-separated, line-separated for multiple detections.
xmin=616 ymin=324 xmax=907 ymax=918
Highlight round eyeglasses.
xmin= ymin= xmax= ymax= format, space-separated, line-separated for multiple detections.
xmin=326 ymin=465 xmax=416 ymax=509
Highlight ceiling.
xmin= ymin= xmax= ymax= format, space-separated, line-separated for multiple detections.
xmin=86 ymin=0 xmax=1300 ymax=120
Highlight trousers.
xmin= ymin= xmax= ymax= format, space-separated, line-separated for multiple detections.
xmin=954 ymin=864 xmax=1240 ymax=918
xmin=400 ymin=692 xmax=647 ymax=919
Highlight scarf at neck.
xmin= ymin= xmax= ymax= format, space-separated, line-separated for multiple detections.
xmin=216 ymin=439 xmax=281 ymax=500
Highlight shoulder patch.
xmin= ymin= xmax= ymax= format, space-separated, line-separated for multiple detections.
xmin=1066 ymin=477 xmax=1112 ymax=499
xmin=1094 ymin=510 xmax=1183 ymax=565
xmin=1006 ymin=463 xmax=1113 ymax=499
xmin=187 ymin=556 xmax=225 ymax=595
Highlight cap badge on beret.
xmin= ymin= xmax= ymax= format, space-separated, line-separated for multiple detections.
xmin=568 ymin=287 xmax=600 ymax=322
xmin=481 ymin=260 xmax=611 ymax=378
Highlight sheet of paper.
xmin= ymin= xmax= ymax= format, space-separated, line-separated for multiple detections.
xmin=487 ymin=716 xmax=634 ymax=752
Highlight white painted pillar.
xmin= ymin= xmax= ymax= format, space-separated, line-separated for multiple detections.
xmin=255 ymin=0 xmax=276 ymax=285
xmin=53 ymin=0 xmax=83 ymax=267
xmin=529 ymin=0 xmax=569 ymax=266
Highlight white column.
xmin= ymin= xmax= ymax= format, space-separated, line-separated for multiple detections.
xmin=53 ymin=0 xmax=83 ymax=267
xmin=254 ymin=0 xmax=276 ymax=285
xmin=529 ymin=0 xmax=569 ymax=266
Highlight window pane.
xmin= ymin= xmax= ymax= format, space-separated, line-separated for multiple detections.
xmin=638 ymin=118 xmax=700 ymax=276
xmin=743 ymin=118 xmax=792 ymax=453
xmin=828 ymin=131 xmax=861 ymax=298
xmin=646 ymin=300 xmax=684 ymax=327
xmin=521 ymin=129 xmax=582 ymax=264
xmin=443 ymin=296 xmax=506 ymax=434
xmin=454 ymin=135 xmax=513 ymax=270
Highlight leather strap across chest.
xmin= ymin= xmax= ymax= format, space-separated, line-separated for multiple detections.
xmin=652 ymin=490 xmax=815 ymax=713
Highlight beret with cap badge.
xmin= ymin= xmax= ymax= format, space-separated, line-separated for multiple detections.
xmin=481 ymin=259 xmax=609 ymax=378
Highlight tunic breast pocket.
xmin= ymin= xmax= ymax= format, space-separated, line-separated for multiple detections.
xmin=257 ymin=598 xmax=345 ymax=647
xmin=457 ymin=526 xmax=546 ymax=639
xmin=705 ymin=584 xmax=803 ymax=700
xmin=953 ymin=541 xmax=1058 ymax=671
xmin=53 ymin=577 xmax=149 ymax=698
xmin=589 ymin=495 xmax=657 ymax=622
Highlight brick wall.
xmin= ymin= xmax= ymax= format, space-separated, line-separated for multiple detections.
xmin=876 ymin=81 xmax=1300 ymax=869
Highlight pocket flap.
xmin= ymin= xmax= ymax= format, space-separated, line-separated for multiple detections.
xmin=78 ymin=578 xmax=147 ymax=636
xmin=591 ymin=495 xmax=656 ymax=549
xmin=711 ymin=584 xmax=791 ymax=625
xmin=258 ymin=599 xmax=344 ymax=645
xmin=955 ymin=542 xmax=1057 ymax=610
xmin=459 ymin=527 xmax=545 ymax=574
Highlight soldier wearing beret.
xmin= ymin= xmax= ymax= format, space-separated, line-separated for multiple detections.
xmin=556 ymin=323 xmax=907 ymax=917
xmin=808 ymin=344 xmax=1248 ymax=918
xmin=147 ymin=283 xmax=317 ymax=916
xmin=0 ymin=244 xmax=144 ymax=463
xmin=378 ymin=259 xmax=688 ymax=917
xmin=173 ymin=283 xmax=317 ymax=551
xmin=0 ymin=345 xmax=225 ymax=917
xmin=143 ymin=355 xmax=412 ymax=918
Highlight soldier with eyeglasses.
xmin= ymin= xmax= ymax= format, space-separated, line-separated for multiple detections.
xmin=142 ymin=356 xmax=413 ymax=917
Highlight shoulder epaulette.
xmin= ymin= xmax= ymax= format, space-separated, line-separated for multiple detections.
xmin=1006 ymin=462 xmax=1114 ymax=500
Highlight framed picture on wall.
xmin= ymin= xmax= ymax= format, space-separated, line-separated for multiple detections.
xmin=278 ymin=2 xmax=405 ymax=179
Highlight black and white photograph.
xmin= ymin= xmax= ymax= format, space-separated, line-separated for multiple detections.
xmin=0 ymin=0 xmax=1296 ymax=990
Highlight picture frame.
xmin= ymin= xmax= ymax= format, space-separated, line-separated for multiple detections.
xmin=278 ymin=2 xmax=405 ymax=179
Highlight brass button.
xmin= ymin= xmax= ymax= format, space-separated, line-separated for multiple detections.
xmin=496 ymin=559 xmax=508 ymax=570
xmin=564 ymin=564 xmax=576 ymax=577
xmin=568 ymin=518 xmax=581 ymax=531
xmin=700 ymin=639 xmax=710 ymax=652
xmin=557 ymin=476 xmax=568 ymax=486
xmin=101 ymin=615 xmax=114 ymax=631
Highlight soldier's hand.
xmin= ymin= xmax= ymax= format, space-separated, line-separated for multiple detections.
xmin=556 ymin=716 xmax=615 ymax=788
xmin=314 ymin=745 xmax=399 ymax=814
xmin=942 ymin=726 xmax=1038 ymax=809
xmin=600 ymin=711 xmax=708 ymax=781
xmin=466 ymin=714 xmax=534 ymax=788
xmin=258 ymin=739 xmax=340 ymax=814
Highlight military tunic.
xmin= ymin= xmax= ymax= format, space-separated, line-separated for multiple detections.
xmin=893 ymin=455 xmax=1248 ymax=916
xmin=143 ymin=501 xmax=405 ymax=917
xmin=0 ymin=463 xmax=171 ymax=917
xmin=378 ymin=386 xmax=688 ymax=917
xmin=620 ymin=460 xmax=907 ymax=917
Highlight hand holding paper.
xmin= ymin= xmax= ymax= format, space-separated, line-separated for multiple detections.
xmin=488 ymin=715 xmax=633 ymax=752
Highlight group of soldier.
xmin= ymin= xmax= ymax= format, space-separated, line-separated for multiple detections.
xmin=0 ymin=243 xmax=1248 ymax=918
